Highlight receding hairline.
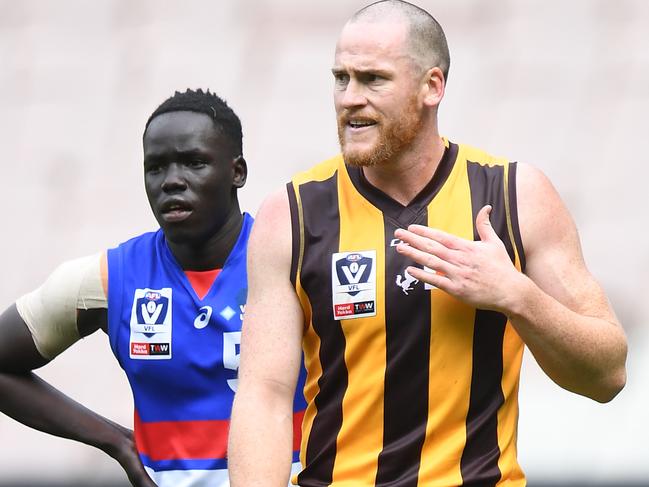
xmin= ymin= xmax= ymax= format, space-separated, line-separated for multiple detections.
xmin=346 ymin=0 xmax=450 ymax=80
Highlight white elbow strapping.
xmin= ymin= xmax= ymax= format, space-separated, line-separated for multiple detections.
xmin=15 ymin=253 xmax=106 ymax=360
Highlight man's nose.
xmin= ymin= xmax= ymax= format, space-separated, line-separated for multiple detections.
xmin=161 ymin=163 xmax=187 ymax=192
xmin=341 ymin=79 xmax=367 ymax=108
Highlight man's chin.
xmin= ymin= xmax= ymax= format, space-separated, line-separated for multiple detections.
xmin=344 ymin=155 xmax=374 ymax=167
xmin=342 ymin=147 xmax=386 ymax=167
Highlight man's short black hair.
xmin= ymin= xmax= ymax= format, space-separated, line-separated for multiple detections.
xmin=145 ymin=88 xmax=243 ymax=155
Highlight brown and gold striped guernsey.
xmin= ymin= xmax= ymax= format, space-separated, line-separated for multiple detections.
xmin=287 ymin=140 xmax=527 ymax=487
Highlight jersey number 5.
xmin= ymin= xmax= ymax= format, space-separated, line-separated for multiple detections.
xmin=223 ymin=331 xmax=242 ymax=392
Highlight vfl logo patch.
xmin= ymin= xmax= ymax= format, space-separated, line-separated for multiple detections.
xmin=331 ymin=250 xmax=377 ymax=320
xmin=335 ymin=253 xmax=373 ymax=296
xmin=136 ymin=291 xmax=169 ymax=326
xmin=129 ymin=288 xmax=172 ymax=360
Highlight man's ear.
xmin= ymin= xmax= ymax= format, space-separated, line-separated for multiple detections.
xmin=422 ymin=66 xmax=445 ymax=108
xmin=232 ymin=155 xmax=247 ymax=189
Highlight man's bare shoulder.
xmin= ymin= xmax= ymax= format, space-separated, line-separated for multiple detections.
xmin=255 ymin=187 xmax=291 ymax=224
xmin=516 ymin=162 xmax=559 ymax=202
xmin=515 ymin=162 xmax=578 ymax=254
xmin=249 ymin=187 xmax=293 ymax=273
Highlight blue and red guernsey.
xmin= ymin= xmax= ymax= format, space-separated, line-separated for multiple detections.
xmin=107 ymin=213 xmax=306 ymax=486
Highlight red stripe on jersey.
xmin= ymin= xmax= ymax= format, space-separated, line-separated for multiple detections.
xmin=293 ymin=409 xmax=305 ymax=451
xmin=134 ymin=411 xmax=228 ymax=460
xmin=134 ymin=409 xmax=305 ymax=461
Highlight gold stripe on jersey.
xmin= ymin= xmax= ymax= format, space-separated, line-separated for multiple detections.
xmin=332 ymin=159 xmax=387 ymax=484
xmin=418 ymin=148 xmax=476 ymax=486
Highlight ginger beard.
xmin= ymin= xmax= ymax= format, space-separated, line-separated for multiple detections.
xmin=337 ymin=94 xmax=423 ymax=168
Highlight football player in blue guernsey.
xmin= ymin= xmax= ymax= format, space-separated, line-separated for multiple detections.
xmin=0 ymin=88 xmax=306 ymax=487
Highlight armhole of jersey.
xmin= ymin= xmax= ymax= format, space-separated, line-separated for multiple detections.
xmin=506 ymin=162 xmax=526 ymax=273
xmin=287 ymin=182 xmax=303 ymax=288
xmin=106 ymin=246 xmax=125 ymax=367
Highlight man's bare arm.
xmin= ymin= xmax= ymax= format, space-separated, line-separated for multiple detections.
xmin=0 ymin=254 xmax=156 ymax=487
xmin=229 ymin=188 xmax=305 ymax=486
xmin=394 ymin=163 xmax=627 ymax=402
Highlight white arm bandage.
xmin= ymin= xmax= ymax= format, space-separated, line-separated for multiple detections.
xmin=15 ymin=253 xmax=107 ymax=360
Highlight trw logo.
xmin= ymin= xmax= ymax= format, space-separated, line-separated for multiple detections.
xmin=131 ymin=342 xmax=170 ymax=356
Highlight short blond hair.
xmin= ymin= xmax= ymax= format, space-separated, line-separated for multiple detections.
xmin=350 ymin=0 xmax=450 ymax=80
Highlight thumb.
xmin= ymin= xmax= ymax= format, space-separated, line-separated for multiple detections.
xmin=476 ymin=205 xmax=496 ymax=242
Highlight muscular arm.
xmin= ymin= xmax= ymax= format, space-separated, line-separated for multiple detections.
xmin=228 ymin=189 xmax=305 ymax=486
xmin=505 ymin=163 xmax=626 ymax=401
xmin=0 ymin=254 xmax=156 ymax=487
xmin=395 ymin=163 xmax=627 ymax=402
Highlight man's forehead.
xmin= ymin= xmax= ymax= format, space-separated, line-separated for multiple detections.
xmin=335 ymin=20 xmax=410 ymax=60
xmin=143 ymin=112 xmax=225 ymax=156
xmin=334 ymin=24 xmax=413 ymax=73
xmin=145 ymin=112 xmax=219 ymax=142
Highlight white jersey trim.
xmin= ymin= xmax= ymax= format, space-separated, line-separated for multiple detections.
xmin=144 ymin=462 xmax=302 ymax=487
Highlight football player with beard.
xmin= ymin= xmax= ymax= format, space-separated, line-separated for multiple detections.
xmin=228 ymin=1 xmax=627 ymax=486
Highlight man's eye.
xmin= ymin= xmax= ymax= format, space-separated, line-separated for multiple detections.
xmin=188 ymin=160 xmax=206 ymax=168
xmin=145 ymin=164 xmax=161 ymax=173
xmin=334 ymin=73 xmax=349 ymax=85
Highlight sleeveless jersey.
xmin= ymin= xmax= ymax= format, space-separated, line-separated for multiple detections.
xmin=107 ymin=213 xmax=306 ymax=486
xmin=287 ymin=140 xmax=527 ymax=487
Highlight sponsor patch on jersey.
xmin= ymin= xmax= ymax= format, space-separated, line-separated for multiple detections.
xmin=129 ymin=288 xmax=172 ymax=359
xmin=423 ymin=265 xmax=443 ymax=290
xmin=331 ymin=250 xmax=377 ymax=320
xmin=193 ymin=305 xmax=213 ymax=329
xmin=396 ymin=268 xmax=419 ymax=295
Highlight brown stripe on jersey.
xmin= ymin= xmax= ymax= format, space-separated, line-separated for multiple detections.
xmin=460 ymin=309 xmax=506 ymax=487
xmin=459 ymin=162 xmax=513 ymax=486
xmin=466 ymin=162 xmax=516 ymax=260
xmin=375 ymin=213 xmax=431 ymax=487
xmin=287 ymin=182 xmax=301 ymax=287
xmin=295 ymin=173 xmax=347 ymax=487
xmin=507 ymin=163 xmax=526 ymax=272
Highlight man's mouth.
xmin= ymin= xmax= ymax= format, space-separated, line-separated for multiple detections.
xmin=347 ymin=118 xmax=377 ymax=130
xmin=160 ymin=200 xmax=193 ymax=223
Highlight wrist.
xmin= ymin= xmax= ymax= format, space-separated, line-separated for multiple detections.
xmin=499 ymin=271 xmax=536 ymax=320
xmin=96 ymin=420 xmax=134 ymax=460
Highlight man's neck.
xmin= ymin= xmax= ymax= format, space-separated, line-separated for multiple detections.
xmin=167 ymin=208 xmax=244 ymax=271
xmin=361 ymin=135 xmax=446 ymax=206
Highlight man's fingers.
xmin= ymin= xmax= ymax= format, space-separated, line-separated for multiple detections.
xmin=397 ymin=224 xmax=466 ymax=250
xmin=394 ymin=228 xmax=463 ymax=266
xmin=395 ymin=241 xmax=456 ymax=277
xmin=475 ymin=205 xmax=496 ymax=242
xmin=405 ymin=265 xmax=451 ymax=289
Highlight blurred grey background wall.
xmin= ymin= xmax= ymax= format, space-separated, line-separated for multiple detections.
xmin=0 ymin=0 xmax=647 ymax=485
